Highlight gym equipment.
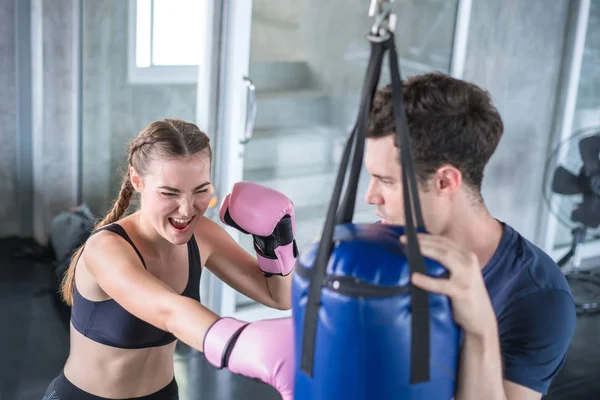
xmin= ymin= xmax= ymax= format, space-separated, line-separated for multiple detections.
xmin=291 ymin=1 xmax=461 ymax=399
xmin=203 ymin=317 xmax=294 ymax=400
xmin=219 ymin=181 xmax=298 ymax=277
xmin=543 ymin=126 xmax=600 ymax=314
xmin=49 ymin=204 xmax=96 ymax=282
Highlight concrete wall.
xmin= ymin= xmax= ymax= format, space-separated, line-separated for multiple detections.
xmin=298 ymin=0 xmax=459 ymax=130
xmin=463 ymin=0 xmax=570 ymax=244
xmin=35 ymin=0 xmax=80 ymax=243
xmin=80 ymin=0 xmax=197 ymax=216
xmin=577 ymin=1 xmax=600 ymax=111
xmin=0 ymin=0 xmax=80 ymax=240
xmin=0 ymin=0 xmax=19 ymax=237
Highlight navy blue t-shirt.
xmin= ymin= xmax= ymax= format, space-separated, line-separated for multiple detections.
xmin=483 ymin=222 xmax=576 ymax=394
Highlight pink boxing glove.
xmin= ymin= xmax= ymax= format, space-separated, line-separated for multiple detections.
xmin=219 ymin=181 xmax=298 ymax=276
xmin=203 ymin=317 xmax=295 ymax=400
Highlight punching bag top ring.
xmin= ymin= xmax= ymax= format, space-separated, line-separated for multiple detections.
xmin=368 ymin=0 xmax=397 ymax=42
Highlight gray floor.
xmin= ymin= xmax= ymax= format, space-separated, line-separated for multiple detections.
xmin=1 ymin=237 xmax=599 ymax=400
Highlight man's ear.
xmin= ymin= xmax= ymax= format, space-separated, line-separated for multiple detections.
xmin=434 ymin=165 xmax=462 ymax=196
xmin=130 ymin=166 xmax=143 ymax=193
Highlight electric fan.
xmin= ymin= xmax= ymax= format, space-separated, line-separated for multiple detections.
xmin=543 ymin=126 xmax=600 ymax=314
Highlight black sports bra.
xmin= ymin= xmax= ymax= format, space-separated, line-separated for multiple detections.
xmin=70 ymin=224 xmax=202 ymax=349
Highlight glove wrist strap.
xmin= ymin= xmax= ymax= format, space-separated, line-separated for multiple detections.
xmin=252 ymin=216 xmax=296 ymax=256
xmin=203 ymin=317 xmax=249 ymax=369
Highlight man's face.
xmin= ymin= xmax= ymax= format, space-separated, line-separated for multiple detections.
xmin=364 ymin=136 xmax=448 ymax=233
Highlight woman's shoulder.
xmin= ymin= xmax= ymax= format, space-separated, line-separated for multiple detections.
xmin=83 ymin=221 xmax=142 ymax=266
xmin=86 ymin=223 xmax=125 ymax=247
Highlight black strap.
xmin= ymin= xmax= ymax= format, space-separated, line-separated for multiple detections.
xmin=299 ymin=31 xmax=430 ymax=384
xmin=337 ymin=48 xmax=383 ymax=224
xmin=387 ymin=37 xmax=430 ymax=384
xmin=94 ymin=224 xmax=148 ymax=269
xmin=300 ymin=40 xmax=384 ymax=376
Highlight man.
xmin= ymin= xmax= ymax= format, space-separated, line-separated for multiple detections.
xmin=364 ymin=72 xmax=576 ymax=399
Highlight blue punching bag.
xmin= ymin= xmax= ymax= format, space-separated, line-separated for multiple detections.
xmin=291 ymin=5 xmax=462 ymax=399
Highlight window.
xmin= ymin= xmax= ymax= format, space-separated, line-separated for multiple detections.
xmin=128 ymin=0 xmax=205 ymax=84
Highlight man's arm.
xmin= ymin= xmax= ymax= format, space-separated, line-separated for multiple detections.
xmin=497 ymin=290 xmax=576 ymax=398
xmin=406 ymin=234 xmax=576 ymax=400
xmin=454 ymin=322 xmax=544 ymax=400
xmin=455 ymin=321 xmax=507 ymax=400
xmin=407 ymin=233 xmax=507 ymax=399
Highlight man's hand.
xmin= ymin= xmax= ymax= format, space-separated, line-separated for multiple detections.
xmin=402 ymin=233 xmax=509 ymax=400
xmin=401 ymin=233 xmax=496 ymax=337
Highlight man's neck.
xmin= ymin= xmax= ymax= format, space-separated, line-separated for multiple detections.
xmin=442 ymin=203 xmax=504 ymax=269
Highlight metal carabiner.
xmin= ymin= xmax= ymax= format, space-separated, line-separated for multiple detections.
xmin=367 ymin=0 xmax=397 ymax=42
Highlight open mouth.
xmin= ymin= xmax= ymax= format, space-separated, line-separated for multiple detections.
xmin=168 ymin=216 xmax=194 ymax=232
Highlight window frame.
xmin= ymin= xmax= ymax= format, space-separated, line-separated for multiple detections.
xmin=127 ymin=0 xmax=199 ymax=85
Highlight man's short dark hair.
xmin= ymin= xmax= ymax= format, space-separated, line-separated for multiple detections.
xmin=367 ymin=72 xmax=504 ymax=194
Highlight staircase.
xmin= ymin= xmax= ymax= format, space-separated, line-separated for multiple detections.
xmin=235 ymin=60 xmax=376 ymax=309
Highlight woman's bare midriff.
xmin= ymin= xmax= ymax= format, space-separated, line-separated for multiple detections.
xmin=63 ymin=324 xmax=177 ymax=398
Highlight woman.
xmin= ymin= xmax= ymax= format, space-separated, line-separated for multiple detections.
xmin=43 ymin=119 xmax=296 ymax=400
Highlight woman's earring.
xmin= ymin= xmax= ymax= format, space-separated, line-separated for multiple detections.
xmin=208 ymin=184 xmax=218 ymax=209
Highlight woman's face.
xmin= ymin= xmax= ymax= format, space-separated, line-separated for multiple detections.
xmin=132 ymin=152 xmax=212 ymax=245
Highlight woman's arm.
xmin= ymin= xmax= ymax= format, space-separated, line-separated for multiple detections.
xmin=82 ymin=230 xmax=295 ymax=400
xmin=83 ymin=231 xmax=219 ymax=351
xmin=197 ymin=216 xmax=292 ymax=310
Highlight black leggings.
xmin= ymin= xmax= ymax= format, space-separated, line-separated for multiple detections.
xmin=42 ymin=371 xmax=179 ymax=400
